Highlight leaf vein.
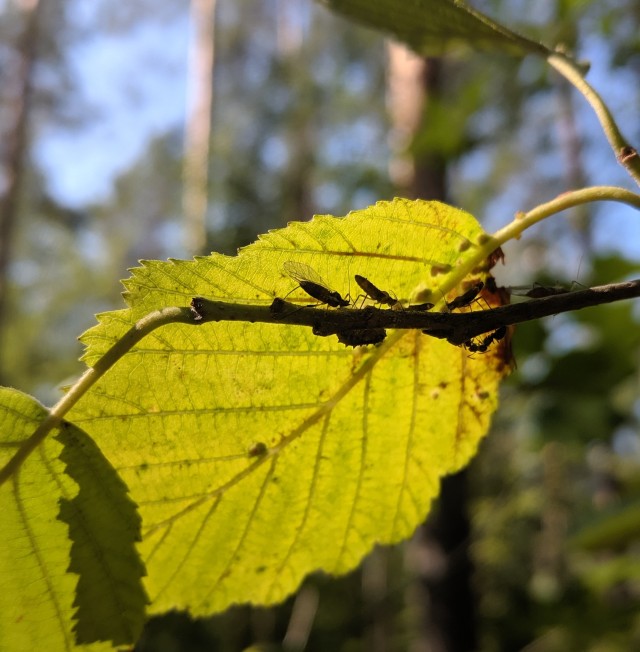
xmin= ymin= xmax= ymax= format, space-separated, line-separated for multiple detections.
xmin=334 ymin=370 xmax=372 ymax=567
xmin=150 ymin=494 xmax=223 ymax=604
xmin=266 ymin=414 xmax=331 ymax=600
xmin=391 ymin=331 xmax=421 ymax=538
xmin=13 ymin=467 xmax=73 ymax=650
xmin=201 ymin=457 xmax=278 ymax=606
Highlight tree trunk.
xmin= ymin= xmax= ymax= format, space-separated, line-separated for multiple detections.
xmin=0 ymin=0 xmax=41 ymax=385
xmin=387 ymin=43 xmax=477 ymax=651
xmin=183 ymin=0 xmax=217 ymax=256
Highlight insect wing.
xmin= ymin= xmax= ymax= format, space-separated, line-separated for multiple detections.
xmin=525 ymin=285 xmax=570 ymax=298
xmin=283 ymin=261 xmax=348 ymax=307
xmin=283 ymin=261 xmax=329 ymax=288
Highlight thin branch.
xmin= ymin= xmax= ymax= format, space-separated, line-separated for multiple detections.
xmin=191 ymin=278 xmax=640 ymax=344
xmin=3 ymin=279 xmax=638 ymax=486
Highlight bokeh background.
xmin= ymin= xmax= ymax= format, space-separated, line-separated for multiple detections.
xmin=2 ymin=0 xmax=640 ymax=649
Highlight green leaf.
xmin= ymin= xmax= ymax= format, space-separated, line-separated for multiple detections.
xmin=320 ymin=0 xmax=550 ymax=57
xmin=57 ymin=424 xmax=148 ymax=644
xmin=69 ymin=198 xmax=509 ymax=616
xmin=0 ymin=387 xmax=146 ymax=650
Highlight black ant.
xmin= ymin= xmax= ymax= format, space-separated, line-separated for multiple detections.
xmin=464 ymin=326 xmax=507 ymax=353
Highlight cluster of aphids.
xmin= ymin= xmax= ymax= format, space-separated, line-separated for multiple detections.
xmin=280 ymin=262 xmax=504 ymax=352
xmin=282 ymin=262 xmax=434 ymax=310
xmin=280 ymin=262 xmax=396 ymax=347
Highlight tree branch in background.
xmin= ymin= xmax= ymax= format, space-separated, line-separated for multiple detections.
xmin=547 ymin=52 xmax=640 ymax=186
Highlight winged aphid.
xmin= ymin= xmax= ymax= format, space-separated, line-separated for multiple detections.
xmin=353 ymin=274 xmax=397 ymax=307
xmin=283 ymin=261 xmax=349 ymax=308
xmin=447 ymin=281 xmax=484 ymax=311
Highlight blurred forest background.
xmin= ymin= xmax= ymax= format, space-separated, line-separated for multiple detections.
xmin=2 ymin=0 xmax=640 ymax=650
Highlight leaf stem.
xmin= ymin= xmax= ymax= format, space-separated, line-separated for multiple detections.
xmin=492 ymin=185 xmax=640 ymax=245
xmin=547 ymin=52 xmax=640 ymax=186
xmin=430 ymin=186 xmax=640 ymax=303
xmin=0 ymin=307 xmax=193 ymax=487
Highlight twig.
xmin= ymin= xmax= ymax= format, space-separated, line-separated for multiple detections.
xmin=3 ymin=280 xmax=638 ymax=486
xmin=191 ymin=278 xmax=640 ymax=344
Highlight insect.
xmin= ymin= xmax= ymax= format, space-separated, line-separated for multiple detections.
xmin=336 ymin=328 xmax=387 ymax=348
xmin=464 ymin=325 xmax=507 ymax=353
xmin=248 ymin=442 xmax=268 ymax=457
xmin=408 ymin=301 xmax=435 ymax=311
xmin=354 ymin=274 xmax=397 ymax=307
xmin=283 ymin=261 xmax=349 ymax=308
xmin=506 ymin=281 xmax=581 ymax=299
xmin=447 ymin=281 xmax=485 ymax=311
xmin=524 ymin=283 xmax=573 ymax=298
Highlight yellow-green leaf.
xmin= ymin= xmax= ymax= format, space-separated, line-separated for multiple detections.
xmin=69 ymin=198 xmax=510 ymax=615
xmin=0 ymin=387 xmax=147 ymax=650
xmin=320 ymin=0 xmax=550 ymax=57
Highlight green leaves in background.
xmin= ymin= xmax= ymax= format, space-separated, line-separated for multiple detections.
xmin=0 ymin=387 xmax=146 ymax=651
xmin=572 ymin=498 xmax=640 ymax=552
xmin=321 ymin=0 xmax=550 ymax=57
xmin=67 ymin=199 xmax=510 ymax=617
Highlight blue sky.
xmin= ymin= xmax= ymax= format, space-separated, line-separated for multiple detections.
xmin=36 ymin=3 xmax=189 ymax=206
xmin=30 ymin=0 xmax=640 ymax=263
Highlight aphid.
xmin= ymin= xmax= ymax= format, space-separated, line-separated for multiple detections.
xmin=190 ymin=297 xmax=206 ymax=320
xmin=270 ymin=297 xmax=288 ymax=314
xmin=447 ymin=282 xmax=484 ymax=311
xmin=283 ymin=261 xmax=349 ymax=308
xmin=431 ymin=264 xmax=452 ymax=276
xmin=248 ymin=442 xmax=268 ymax=457
xmin=354 ymin=274 xmax=397 ymax=306
xmin=408 ymin=302 xmax=435 ymax=311
xmin=336 ymin=328 xmax=387 ymax=348
xmin=525 ymin=284 xmax=572 ymax=298
xmin=507 ymin=281 xmax=580 ymax=299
